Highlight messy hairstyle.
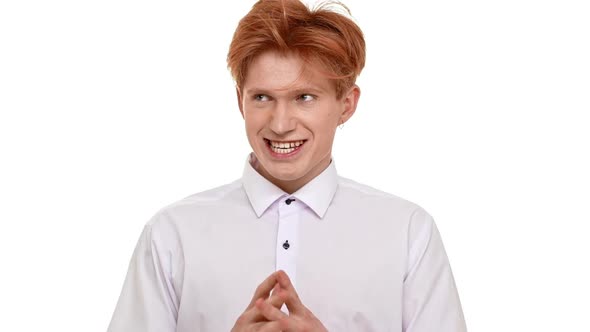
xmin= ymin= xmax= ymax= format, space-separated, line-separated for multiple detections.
xmin=227 ymin=0 xmax=366 ymax=98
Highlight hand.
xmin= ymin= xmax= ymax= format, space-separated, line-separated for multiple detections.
xmin=255 ymin=270 xmax=328 ymax=332
xmin=231 ymin=271 xmax=286 ymax=332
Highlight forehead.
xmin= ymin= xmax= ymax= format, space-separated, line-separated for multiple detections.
xmin=243 ymin=51 xmax=334 ymax=94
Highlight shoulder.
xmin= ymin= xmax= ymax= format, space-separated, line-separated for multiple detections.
xmin=335 ymin=176 xmax=437 ymax=255
xmin=337 ymin=176 xmax=428 ymax=216
xmin=335 ymin=176 xmax=436 ymax=237
xmin=169 ymin=179 xmax=245 ymax=209
xmin=145 ymin=179 xmax=246 ymax=230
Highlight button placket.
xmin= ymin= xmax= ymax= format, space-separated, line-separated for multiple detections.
xmin=276 ymin=197 xmax=299 ymax=289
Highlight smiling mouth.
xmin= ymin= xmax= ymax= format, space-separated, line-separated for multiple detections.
xmin=264 ymin=139 xmax=307 ymax=154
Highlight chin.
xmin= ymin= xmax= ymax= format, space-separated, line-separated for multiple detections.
xmin=266 ymin=166 xmax=304 ymax=181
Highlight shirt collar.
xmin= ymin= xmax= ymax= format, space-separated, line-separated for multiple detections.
xmin=242 ymin=153 xmax=338 ymax=219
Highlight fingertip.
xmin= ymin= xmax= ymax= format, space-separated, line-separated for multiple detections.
xmin=277 ymin=271 xmax=291 ymax=286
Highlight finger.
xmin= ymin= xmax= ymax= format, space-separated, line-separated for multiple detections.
xmin=268 ymin=283 xmax=284 ymax=309
xmin=241 ymin=290 xmax=287 ymax=323
xmin=256 ymin=320 xmax=284 ymax=332
xmin=256 ymin=297 xmax=288 ymax=322
xmin=234 ymin=305 xmax=266 ymax=325
xmin=247 ymin=271 xmax=280 ymax=308
xmin=239 ymin=283 xmax=284 ymax=323
xmin=276 ymin=271 xmax=305 ymax=314
xmin=238 ymin=283 xmax=282 ymax=324
xmin=270 ymin=282 xmax=280 ymax=297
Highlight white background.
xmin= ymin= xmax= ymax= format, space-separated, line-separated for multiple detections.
xmin=1 ymin=0 xmax=589 ymax=331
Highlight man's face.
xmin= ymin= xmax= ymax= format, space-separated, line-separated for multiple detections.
xmin=238 ymin=51 xmax=360 ymax=193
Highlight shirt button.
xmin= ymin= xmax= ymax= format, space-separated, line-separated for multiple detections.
xmin=285 ymin=198 xmax=295 ymax=205
xmin=282 ymin=240 xmax=290 ymax=250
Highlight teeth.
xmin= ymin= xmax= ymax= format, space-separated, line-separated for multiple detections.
xmin=269 ymin=140 xmax=304 ymax=148
xmin=271 ymin=146 xmax=296 ymax=154
xmin=268 ymin=140 xmax=305 ymax=154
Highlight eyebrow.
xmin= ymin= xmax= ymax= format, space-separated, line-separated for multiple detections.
xmin=244 ymin=86 xmax=326 ymax=96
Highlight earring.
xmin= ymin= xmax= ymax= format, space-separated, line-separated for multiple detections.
xmin=339 ymin=122 xmax=344 ymax=129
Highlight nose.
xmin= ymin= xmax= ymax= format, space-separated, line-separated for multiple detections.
xmin=269 ymin=101 xmax=296 ymax=135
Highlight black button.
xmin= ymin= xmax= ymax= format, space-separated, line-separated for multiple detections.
xmin=282 ymin=240 xmax=290 ymax=250
xmin=285 ymin=198 xmax=296 ymax=205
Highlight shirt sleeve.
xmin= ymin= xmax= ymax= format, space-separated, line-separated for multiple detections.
xmin=107 ymin=222 xmax=180 ymax=332
xmin=402 ymin=208 xmax=467 ymax=332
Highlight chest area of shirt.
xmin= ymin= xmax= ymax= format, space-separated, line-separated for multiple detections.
xmin=176 ymin=214 xmax=406 ymax=331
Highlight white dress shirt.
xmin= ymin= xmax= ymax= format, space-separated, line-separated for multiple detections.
xmin=108 ymin=154 xmax=466 ymax=331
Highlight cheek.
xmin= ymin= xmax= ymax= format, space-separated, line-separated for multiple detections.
xmin=244 ymin=113 xmax=263 ymax=131
xmin=244 ymin=109 xmax=276 ymax=135
xmin=322 ymin=105 xmax=344 ymax=125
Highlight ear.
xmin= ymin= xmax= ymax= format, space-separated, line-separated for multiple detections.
xmin=339 ymin=84 xmax=361 ymax=125
xmin=236 ymin=87 xmax=245 ymax=119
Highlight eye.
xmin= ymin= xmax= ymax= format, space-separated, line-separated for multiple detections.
xmin=253 ymin=94 xmax=269 ymax=102
xmin=297 ymin=94 xmax=315 ymax=102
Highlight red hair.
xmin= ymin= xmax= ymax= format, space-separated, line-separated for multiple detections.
xmin=227 ymin=0 xmax=366 ymax=98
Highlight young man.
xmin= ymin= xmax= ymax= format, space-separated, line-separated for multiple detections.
xmin=108 ymin=0 xmax=466 ymax=331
